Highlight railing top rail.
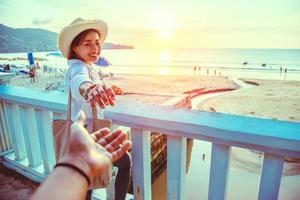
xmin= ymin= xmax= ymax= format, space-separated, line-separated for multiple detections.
xmin=1 ymin=85 xmax=300 ymax=156
xmin=104 ymin=101 xmax=300 ymax=157
xmin=0 ymin=85 xmax=67 ymax=112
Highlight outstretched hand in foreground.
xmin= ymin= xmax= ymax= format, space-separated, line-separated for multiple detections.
xmin=31 ymin=111 xmax=132 ymax=200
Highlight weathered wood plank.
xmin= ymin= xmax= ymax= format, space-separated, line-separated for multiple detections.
xmin=131 ymin=128 xmax=152 ymax=200
xmin=208 ymin=143 xmax=231 ymax=200
xmin=20 ymin=106 xmax=42 ymax=167
xmin=258 ymin=153 xmax=284 ymax=200
xmin=3 ymin=103 xmax=26 ymax=160
xmin=35 ymin=109 xmax=55 ymax=174
xmin=167 ymin=136 xmax=186 ymax=200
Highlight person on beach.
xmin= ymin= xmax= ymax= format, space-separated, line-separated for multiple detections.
xmin=4 ymin=64 xmax=11 ymax=71
xmin=36 ymin=62 xmax=40 ymax=69
xmin=58 ymin=18 xmax=132 ymax=200
xmin=29 ymin=67 xmax=35 ymax=83
xmin=31 ymin=111 xmax=132 ymax=200
xmin=284 ymin=68 xmax=288 ymax=79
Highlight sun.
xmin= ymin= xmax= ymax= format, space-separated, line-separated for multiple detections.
xmin=156 ymin=20 xmax=177 ymax=40
xmin=147 ymin=15 xmax=178 ymax=40
xmin=158 ymin=29 xmax=172 ymax=39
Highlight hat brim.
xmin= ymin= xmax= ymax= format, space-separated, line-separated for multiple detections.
xmin=58 ymin=20 xmax=108 ymax=59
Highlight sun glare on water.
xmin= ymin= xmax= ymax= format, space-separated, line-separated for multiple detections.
xmin=158 ymin=49 xmax=170 ymax=75
xmin=160 ymin=48 xmax=170 ymax=62
xmin=159 ymin=67 xmax=170 ymax=75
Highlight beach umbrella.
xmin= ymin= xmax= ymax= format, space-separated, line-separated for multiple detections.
xmin=95 ymin=56 xmax=111 ymax=67
xmin=27 ymin=52 xmax=35 ymax=65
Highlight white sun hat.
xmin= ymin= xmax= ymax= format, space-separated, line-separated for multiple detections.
xmin=58 ymin=17 xmax=108 ymax=59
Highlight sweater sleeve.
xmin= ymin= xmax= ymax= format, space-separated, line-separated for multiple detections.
xmin=68 ymin=64 xmax=93 ymax=101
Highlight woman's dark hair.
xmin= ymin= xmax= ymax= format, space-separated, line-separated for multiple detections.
xmin=68 ymin=29 xmax=100 ymax=59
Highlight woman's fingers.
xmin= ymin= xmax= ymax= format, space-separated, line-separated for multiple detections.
xmin=103 ymin=85 xmax=116 ymax=106
xmin=104 ymin=85 xmax=115 ymax=100
xmin=111 ymin=141 xmax=132 ymax=162
xmin=96 ymin=86 xmax=109 ymax=106
xmin=87 ymin=84 xmax=114 ymax=109
xmin=96 ymin=95 xmax=105 ymax=109
xmin=107 ymin=96 xmax=115 ymax=107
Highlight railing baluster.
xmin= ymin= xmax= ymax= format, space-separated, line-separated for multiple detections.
xmin=208 ymin=143 xmax=231 ymax=200
xmin=35 ymin=109 xmax=55 ymax=174
xmin=20 ymin=106 xmax=42 ymax=167
xmin=167 ymin=136 xmax=186 ymax=200
xmin=131 ymin=128 xmax=152 ymax=200
xmin=3 ymin=102 xmax=26 ymax=160
xmin=0 ymin=101 xmax=12 ymax=153
xmin=258 ymin=153 xmax=284 ymax=200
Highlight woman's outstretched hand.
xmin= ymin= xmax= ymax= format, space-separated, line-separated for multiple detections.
xmin=80 ymin=82 xmax=115 ymax=109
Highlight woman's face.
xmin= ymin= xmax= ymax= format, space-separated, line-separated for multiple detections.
xmin=73 ymin=31 xmax=102 ymax=64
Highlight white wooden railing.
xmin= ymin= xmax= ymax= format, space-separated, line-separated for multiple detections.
xmin=0 ymin=85 xmax=300 ymax=200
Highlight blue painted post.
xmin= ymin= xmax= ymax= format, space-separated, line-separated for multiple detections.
xmin=131 ymin=128 xmax=152 ymax=200
xmin=208 ymin=143 xmax=231 ymax=200
xmin=35 ymin=109 xmax=55 ymax=174
xmin=3 ymin=103 xmax=26 ymax=160
xmin=167 ymin=136 xmax=186 ymax=200
xmin=0 ymin=101 xmax=12 ymax=154
xmin=19 ymin=106 xmax=42 ymax=167
xmin=258 ymin=153 xmax=284 ymax=200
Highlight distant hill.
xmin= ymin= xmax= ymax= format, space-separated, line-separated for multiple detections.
xmin=0 ymin=24 xmax=134 ymax=53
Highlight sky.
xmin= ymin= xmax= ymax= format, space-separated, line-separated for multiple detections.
xmin=0 ymin=0 xmax=300 ymax=49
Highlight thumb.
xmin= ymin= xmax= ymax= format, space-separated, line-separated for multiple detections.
xmin=75 ymin=111 xmax=86 ymax=126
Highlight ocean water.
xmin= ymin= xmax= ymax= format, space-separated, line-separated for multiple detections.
xmin=1 ymin=48 xmax=300 ymax=80
xmin=102 ymin=48 xmax=300 ymax=80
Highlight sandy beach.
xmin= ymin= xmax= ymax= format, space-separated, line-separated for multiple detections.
xmin=2 ymin=73 xmax=300 ymax=199
xmin=9 ymin=72 xmax=239 ymax=105
xmin=198 ymin=78 xmax=300 ymax=122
